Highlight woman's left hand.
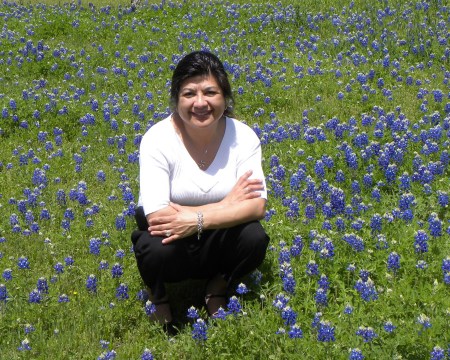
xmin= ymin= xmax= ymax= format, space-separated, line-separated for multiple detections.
xmin=148 ymin=202 xmax=197 ymax=244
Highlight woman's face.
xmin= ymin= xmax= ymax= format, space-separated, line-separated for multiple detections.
xmin=176 ymin=74 xmax=226 ymax=130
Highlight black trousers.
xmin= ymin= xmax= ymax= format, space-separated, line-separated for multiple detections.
xmin=131 ymin=206 xmax=270 ymax=300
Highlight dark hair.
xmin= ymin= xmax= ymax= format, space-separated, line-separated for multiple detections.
xmin=170 ymin=51 xmax=234 ymax=117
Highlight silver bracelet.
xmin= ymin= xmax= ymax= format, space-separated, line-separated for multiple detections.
xmin=197 ymin=211 xmax=203 ymax=240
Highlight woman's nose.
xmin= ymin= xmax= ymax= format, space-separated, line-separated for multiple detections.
xmin=194 ymin=95 xmax=207 ymax=107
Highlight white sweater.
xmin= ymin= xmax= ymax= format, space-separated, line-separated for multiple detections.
xmin=138 ymin=115 xmax=267 ymax=216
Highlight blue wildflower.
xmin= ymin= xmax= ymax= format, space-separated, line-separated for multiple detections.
xmin=288 ymin=324 xmax=303 ymax=339
xmin=236 ymin=283 xmax=249 ymax=295
xmin=144 ymin=300 xmax=156 ymax=316
xmin=387 ymin=252 xmax=401 ymax=273
xmin=36 ymin=277 xmax=49 ymax=294
xmin=29 ymin=289 xmax=42 ymax=303
xmin=111 ymin=263 xmax=123 ymax=278
xmin=317 ymin=320 xmax=335 ymax=342
xmin=17 ymin=256 xmax=30 ymax=269
xmin=383 ymin=321 xmax=396 ymax=333
xmin=349 ymin=348 xmax=364 ymax=360
xmin=227 ymin=296 xmax=242 ymax=315
xmin=354 ymin=278 xmax=378 ymax=302
xmin=2 ymin=269 xmax=12 ymax=281
xmin=58 ymin=294 xmax=70 ymax=303
xmin=86 ymin=274 xmax=97 ymax=293
xmin=18 ymin=339 xmax=32 ymax=351
xmin=430 ymin=346 xmax=445 ymax=360
xmin=192 ymin=318 xmax=208 ymax=342
xmin=141 ymin=349 xmax=154 ymax=360
xmin=356 ymin=326 xmax=377 ymax=342
xmin=115 ymin=283 xmax=129 ymax=300
xmin=187 ymin=306 xmax=200 ymax=320
xmin=281 ymin=306 xmax=297 ymax=326
xmin=306 ymin=260 xmax=320 ymax=276
xmin=414 ymin=230 xmax=429 ymax=253
xmin=314 ymin=288 xmax=328 ymax=307
xmin=0 ymin=284 xmax=8 ymax=302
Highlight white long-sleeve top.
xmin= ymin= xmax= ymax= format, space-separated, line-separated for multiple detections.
xmin=138 ymin=115 xmax=267 ymax=216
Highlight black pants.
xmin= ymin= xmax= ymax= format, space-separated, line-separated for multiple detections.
xmin=131 ymin=206 xmax=270 ymax=300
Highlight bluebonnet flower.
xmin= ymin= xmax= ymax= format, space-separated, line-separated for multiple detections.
xmin=187 ymin=306 xmax=200 ymax=320
xmin=281 ymin=306 xmax=297 ymax=326
xmin=349 ymin=348 xmax=364 ymax=360
xmin=115 ymin=214 xmax=126 ymax=231
xmin=306 ymin=260 xmax=320 ymax=276
xmin=141 ymin=349 xmax=154 ymax=360
xmin=370 ymin=213 xmax=382 ymax=234
xmin=89 ymin=238 xmax=102 ymax=255
xmin=24 ymin=324 xmax=35 ymax=334
xmin=18 ymin=339 xmax=32 ymax=351
xmin=344 ymin=304 xmax=354 ymax=315
xmin=273 ymin=293 xmax=290 ymax=311
xmin=354 ymin=278 xmax=378 ymax=302
xmin=318 ymin=274 xmax=329 ymax=290
xmin=0 ymin=284 xmax=8 ymax=302
xmin=111 ymin=263 xmax=123 ymax=278
xmin=236 ymin=283 xmax=249 ymax=295
xmin=144 ymin=300 xmax=156 ymax=316
xmin=343 ymin=233 xmax=365 ymax=252
xmin=429 ymin=346 xmax=445 ymax=360
xmin=371 ymin=187 xmax=381 ymax=202
xmin=288 ymin=324 xmax=303 ymax=339
xmin=115 ymin=249 xmax=125 ymax=259
xmin=315 ymin=288 xmax=328 ymax=307
xmin=278 ymin=247 xmax=291 ymax=264
xmin=54 ymin=262 xmax=64 ymax=274
xmin=64 ymin=256 xmax=74 ymax=266
xmin=99 ymin=260 xmax=109 ymax=270
xmin=383 ymin=321 xmax=396 ymax=333
xmin=335 ymin=170 xmax=346 ymax=182
xmin=330 ymin=186 xmax=346 ymax=214
xmin=356 ymin=326 xmax=377 ymax=342
xmin=29 ymin=289 xmax=42 ymax=303
xmin=58 ymin=294 xmax=70 ymax=303
xmin=227 ymin=296 xmax=242 ymax=315
xmin=387 ymin=252 xmax=401 ymax=273
xmin=36 ymin=277 xmax=49 ymax=294
xmin=97 ymin=350 xmax=116 ymax=360
xmin=115 ymin=283 xmax=129 ymax=300
xmin=416 ymin=313 xmax=432 ymax=330
xmin=437 ymin=191 xmax=448 ymax=208
xmin=317 ymin=320 xmax=335 ymax=342
xmin=305 ymin=204 xmax=316 ymax=219
xmin=414 ymin=230 xmax=429 ymax=253
xmin=18 ymin=256 xmax=30 ymax=269
xmin=86 ymin=274 xmax=97 ymax=293
xmin=2 ymin=269 xmax=12 ymax=281
xmin=213 ymin=307 xmax=228 ymax=320
xmin=442 ymin=257 xmax=450 ymax=284
xmin=192 ymin=318 xmax=208 ymax=342
xmin=428 ymin=213 xmax=442 ymax=237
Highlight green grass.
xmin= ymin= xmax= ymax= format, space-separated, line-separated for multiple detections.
xmin=0 ymin=1 xmax=449 ymax=359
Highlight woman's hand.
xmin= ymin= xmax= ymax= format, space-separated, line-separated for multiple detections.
xmin=148 ymin=203 xmax=197 ymax=244
xmin=221 ymin=170 xmax=264 ymax=206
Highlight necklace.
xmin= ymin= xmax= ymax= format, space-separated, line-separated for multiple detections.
xmin=198 ymin=148 xmax=208 ymax=169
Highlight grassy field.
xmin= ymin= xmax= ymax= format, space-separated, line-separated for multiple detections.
xmin=0 ymin=1 xmax=449 ymax=359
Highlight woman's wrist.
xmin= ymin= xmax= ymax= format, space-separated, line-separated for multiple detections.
xmin=196 ymin=211 xmax=204 ymax=240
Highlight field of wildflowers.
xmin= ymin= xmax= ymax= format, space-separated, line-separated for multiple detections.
xmin=0 ymin=0 xmax=449 ymax=359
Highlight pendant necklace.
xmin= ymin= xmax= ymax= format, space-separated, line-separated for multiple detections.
xmin=197 ymin=147 xmax=208 ymax=169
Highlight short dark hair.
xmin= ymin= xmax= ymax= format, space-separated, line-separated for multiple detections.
xmin=170 ymin=51 xmax=234 ymax=117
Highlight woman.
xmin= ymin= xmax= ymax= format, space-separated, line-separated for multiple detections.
xmin=131 ymin=51 xmax=269 ymax=329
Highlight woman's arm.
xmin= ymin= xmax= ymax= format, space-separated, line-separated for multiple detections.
xmin=147 ymin=170 xmax=267 ymax=244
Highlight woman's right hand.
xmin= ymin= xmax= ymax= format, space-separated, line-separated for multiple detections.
xmin=221 ymin=170 xmax=264 ymax=206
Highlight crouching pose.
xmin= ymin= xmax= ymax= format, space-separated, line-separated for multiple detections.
xmin=131 ymin=51 xmax=269 ymax=330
